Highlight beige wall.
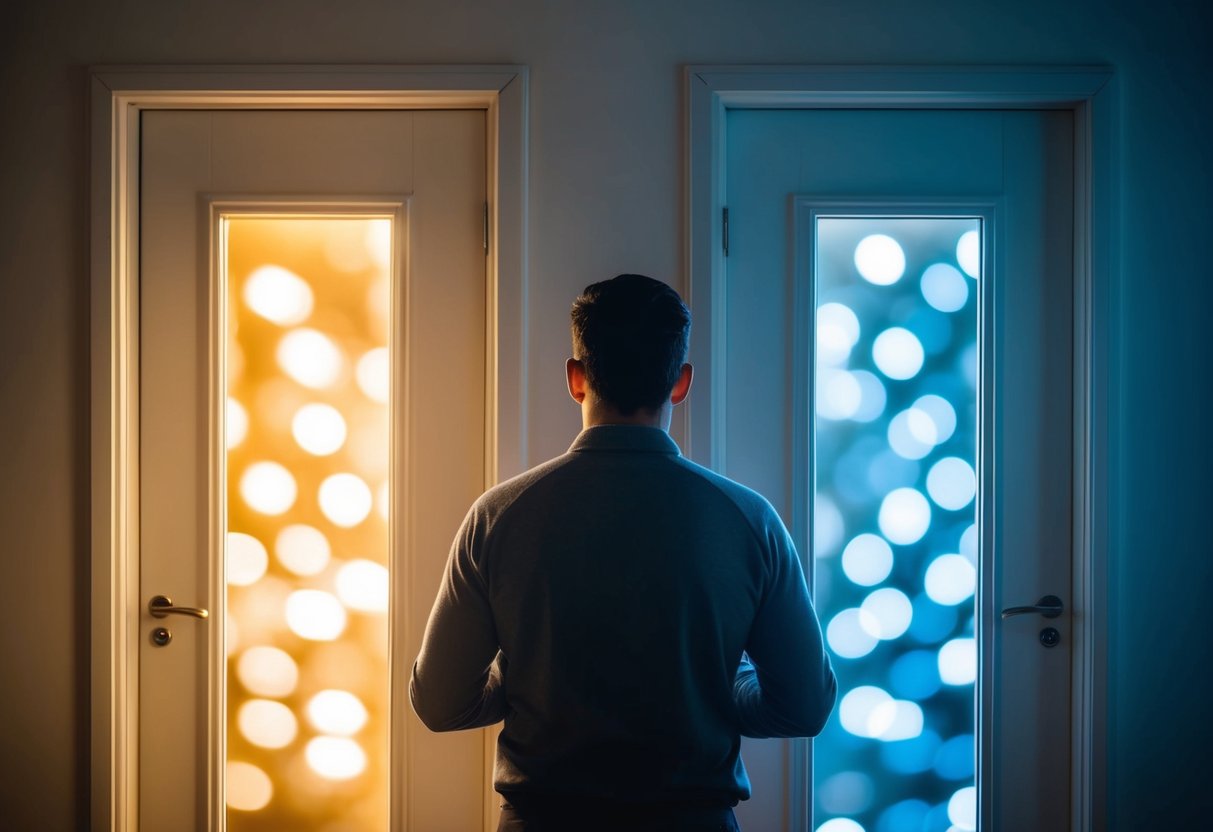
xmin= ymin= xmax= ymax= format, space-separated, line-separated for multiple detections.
xmin=2 ymin=0 xmax=1211 ymax=828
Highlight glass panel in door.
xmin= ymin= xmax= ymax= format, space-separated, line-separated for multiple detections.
xmin=223 ymin=216 xmax=392 ymax=831
xmin=812 ymin=217 xmax=981 ymax=832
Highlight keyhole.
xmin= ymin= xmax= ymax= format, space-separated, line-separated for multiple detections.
xmin=151 ymin=626 xmax=172 ymax=647
xmin=1039 ymin=627 xmax=1060 ymax=648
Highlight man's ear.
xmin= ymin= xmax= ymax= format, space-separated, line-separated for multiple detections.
xmin=566 ymin=358 xmax=588 ymax=404
xmin=670 ymin=363 xmax=693 ymax=405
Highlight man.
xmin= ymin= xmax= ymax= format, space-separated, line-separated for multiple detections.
xmin=411 ymin=274 xmax=836 ymax=831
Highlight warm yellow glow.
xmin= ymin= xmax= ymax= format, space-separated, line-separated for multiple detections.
xmin=227 ymin=532 xmax=269 ymax=586
xmin=376 ymin=481 xmax=390 ymax=522
xmin=336 ymin=559 xmax=390 ymax=614
xmin=305 ymin=736 xmax=367 ymax=781
xmin=323 ymin=221 xmax=375 ymax=273
xmin=366 ymin=276 xmax=391 ymax=343
xmin=276 ymin=328 xmax=343 ymax=389
xmin=356 ymin=347 xmax=390 ymax=404
xmin=285 ymin=589 xmax=347 ymax=641
xmin=226 ymin=217 xmax=391 ymax=831
xmin=226 ymin=615 xmax=241 ymax=657
xmin=227 ymin=397 xmax=249 ymax=449
xmin=243 ymin=264 xmax=314 ymax=326
xmin=239 ymin=461 xmax=297 ymax=515
xmin=365 ymin=219 xmax=392 ymax=268
xmin=238 ymin=699 xmax=298 ymax=749
xmin=274 ymin=524 xmax=331 ymax=576
xmin=226 ymin=761 xmax=273 ymax=812
xmin=306 ymin=689 xmax=369 ymax=736
xmin=318 ymin=472 xmax=373 ymax=528
xmin=291 ymin=402 xmax=347 ymax=456
xmin=236 ymin=646 xmax=299 ymax=698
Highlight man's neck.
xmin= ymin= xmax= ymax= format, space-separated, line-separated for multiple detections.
xmin=582 ymin=401 xmax=671 ymax=431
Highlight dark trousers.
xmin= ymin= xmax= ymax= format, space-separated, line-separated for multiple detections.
xmin=497 ymin=803 xmax=741 ymax=832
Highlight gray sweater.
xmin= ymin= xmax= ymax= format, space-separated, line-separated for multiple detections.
xmin=410 ymin=425 xmax=836 ymax=806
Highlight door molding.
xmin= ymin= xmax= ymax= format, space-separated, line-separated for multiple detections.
xmin=684 ymin=65 xmax=1115 ymax=831
xmin=89 ymin=65 xmax=529 ymax=831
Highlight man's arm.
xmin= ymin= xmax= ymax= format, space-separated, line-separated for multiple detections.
xmin=733 ymin=521 xmax=837 ymax=738
xmin=409 ymin=506 xmax=508 ymax=732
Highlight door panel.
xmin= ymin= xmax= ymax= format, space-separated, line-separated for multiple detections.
xmin=724 ymin=109 xmax=1073 ymax=831
xmin=139 ymin=109 xmax=488 ymax=830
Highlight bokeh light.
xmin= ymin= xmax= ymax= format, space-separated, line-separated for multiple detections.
xmin=854 ymin=234 xmax=906 ymax=285
xmin=356 ymin=348 xmax=391 ymax=404
xmin=872 ymin=328 xmax=925 ymax=380
xmin=318 ymin=473 xmax=374 ymax=528
xmin=336 ymin=559 xmax=390 ymax=613
xmin=920 ymin=263 xmax=969 ymax=312
xmin=243 ymin=264 xmax=314 ymax=326
xmin=226 ymin=761 xmax=273 ymax=812
xmin=305 ymin=737 xmax=368 ymax=780
xmin=814 ymin=218 xmax=980 ymax=830
xmin=291 ymin=403 xmax=347 ymax=456
xmin=239 ymin=461 xmax=297 ymax=515
xmin=828 ymin=608 xmax=880 ymax=659
xmin=285 ymin=589 xmax=348 ymax=641
xmin=277 ymin=328 xmax=343 ymax=389
xmin=877 ymin=488 xmax=931 ymax=545
xmin=924 ymin=554 xmax=977 ymax=606
xmin=841 ymin=534 xmax=894 ymax=587
xmin=274 ymin=524 xmax=331 ymax=576
xmin=238 ymin=699 xmax=298 ymax=749
xmin=307 ymin=689 xmax=370 ymax=736
xmin=236 ymin=646 xmax=299 ymax=698
xmin=956 ymin=230 xmax=981 ymax=278
xmin=227 ymin=397 xmax=249 ymax=449
xmin=227 ymin=532 xmax=269 ymax=587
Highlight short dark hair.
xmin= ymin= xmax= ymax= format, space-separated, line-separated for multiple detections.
xmin=570 ymin=274 xmax=691 ymax=414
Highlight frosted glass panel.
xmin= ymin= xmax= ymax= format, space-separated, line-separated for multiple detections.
xmin=225 ymin=217 xmax=391 ymax=831
xmin=812 ymin=218 xmax=980 ymax=832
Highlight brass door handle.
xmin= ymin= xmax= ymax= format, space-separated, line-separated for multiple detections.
xmin=1000 ymin=594 xmax=1063 ymax=620
xmin=148 ymin=595 xmax=209 ymax=620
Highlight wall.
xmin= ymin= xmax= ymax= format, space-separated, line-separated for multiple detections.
xmin=1 ymin=0 xmax=1209 ymax=828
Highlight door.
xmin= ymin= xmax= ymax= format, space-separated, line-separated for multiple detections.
xmin=139 ymin=109 xmax=489 ymax=830
xmin=723 ymin=109 xmax=1073 ymax=831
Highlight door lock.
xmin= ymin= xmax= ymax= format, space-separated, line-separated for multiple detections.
xmin=150 ymin=627 xmax=172 ymax=647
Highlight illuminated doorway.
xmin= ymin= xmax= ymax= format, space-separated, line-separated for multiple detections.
xmin=90 ymin=68 xmax=528 ymax=832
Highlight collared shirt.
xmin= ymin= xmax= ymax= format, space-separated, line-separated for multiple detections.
xmin=410 ymin=425 xmax=836 ymax=806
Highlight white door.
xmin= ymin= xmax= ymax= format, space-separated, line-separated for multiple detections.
xmin=722 ymin=109 xmax=1073 ymax=831
xmin=139 ymin=109 xmax=490 ymax=830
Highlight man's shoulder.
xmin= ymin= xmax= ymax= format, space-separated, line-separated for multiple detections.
xmin=670 ymin=455 xmax=785 ymax=529
xmin=471 ymin=452 xmax=576 ymax=518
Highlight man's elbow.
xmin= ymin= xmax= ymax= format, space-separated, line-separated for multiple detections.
xmin=409 ymin=670 xmax=461 ymax=732
xmin=789 ymin=668 xmax=838 ymax=737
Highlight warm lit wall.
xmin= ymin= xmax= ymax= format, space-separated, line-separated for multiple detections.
xmin=1 ymin=0 xmax=1210 ymax=828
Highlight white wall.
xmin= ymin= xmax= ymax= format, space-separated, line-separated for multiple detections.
xmin=1 ymin=0 xmax=1210 ymax=827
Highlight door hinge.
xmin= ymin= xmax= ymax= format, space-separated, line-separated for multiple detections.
xmin=723 ymin=207 xmax=729 ymax=257
xmin=483 ymin=202 xmax=489 ymax=255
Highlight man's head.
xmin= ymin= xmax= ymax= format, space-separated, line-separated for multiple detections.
xmin=568 ymin=274 xmax=692 ymax=423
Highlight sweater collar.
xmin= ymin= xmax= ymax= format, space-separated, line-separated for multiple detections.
xmin=568 ymin=425 xmax=682 ymax=455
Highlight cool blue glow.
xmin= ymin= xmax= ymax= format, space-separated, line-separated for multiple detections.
xmin=934 ymin=734 xmax=976 ymax=780
xmin=814 ymin=218 xmax=980 ymax=829
xmin=877 ymin=799 xmax=931 ymax=832
xmin=889 ymin=650 xmax=942 ymax=700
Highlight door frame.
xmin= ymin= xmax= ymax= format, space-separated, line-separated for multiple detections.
xmin=683 ymin=66 xmax=1116 ymax=831
xmin=89 ymin=65 xmax=529 ymax=832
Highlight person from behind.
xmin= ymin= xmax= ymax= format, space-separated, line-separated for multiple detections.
xmin=411 ymin=273 xmax=837 ymax=831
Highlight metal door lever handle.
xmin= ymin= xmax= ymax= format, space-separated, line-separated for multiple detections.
xmin=149 ymin=595 xmax=209 ymax=620
xmin=1000 ymin=594 xmax=1063 ymax=619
